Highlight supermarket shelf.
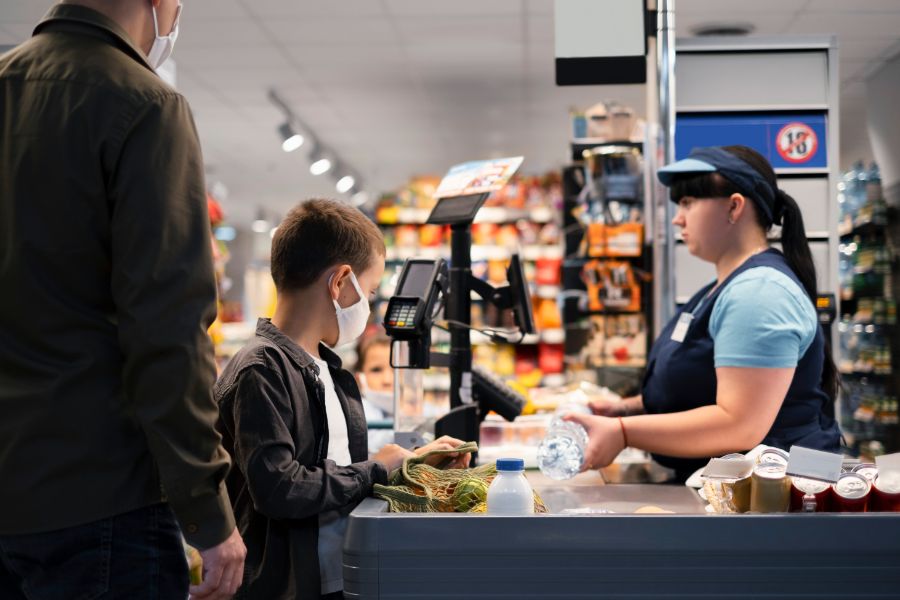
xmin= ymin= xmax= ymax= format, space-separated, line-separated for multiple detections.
xmin=384 ymin=244 xmax=563 ymax=263
xmin=470 ymin=328 xmax=565 ymax=346
xmin=536 ymin=285 xmax=562 ymax=299
xmin=838 ymin=368 xmax=892 ymax=378
xmin=377 ymin=206 xmax=554 ymax=226
xmin=839 ymin=218 xmax=884 ymax=238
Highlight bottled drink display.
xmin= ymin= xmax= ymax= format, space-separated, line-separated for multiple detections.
xmin=837 ymin=160 xmax=897 ymax=459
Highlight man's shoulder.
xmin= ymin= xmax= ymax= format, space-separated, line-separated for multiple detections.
xmin=7 ymin=32 xmax=183 ymax=108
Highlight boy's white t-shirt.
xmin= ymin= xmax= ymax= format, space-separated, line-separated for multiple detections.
xmin=313 ymin=357 xmax=352 ymax=594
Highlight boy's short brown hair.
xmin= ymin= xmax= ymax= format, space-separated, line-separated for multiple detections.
xmin=271 ymin=198 xmax=385 ymax=291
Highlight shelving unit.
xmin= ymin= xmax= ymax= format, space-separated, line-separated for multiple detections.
xmin=559 ymin=144 xmax=653 ymax=396
xmin=836 ymin=165 xmax=899 ymax=457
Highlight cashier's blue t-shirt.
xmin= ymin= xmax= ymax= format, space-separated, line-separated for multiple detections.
xmin=706 ymin=266 xmax=818 ymax=368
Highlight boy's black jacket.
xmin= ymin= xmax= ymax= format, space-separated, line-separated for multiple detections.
xmin=215 ymin=318 xmax=387 ymax=600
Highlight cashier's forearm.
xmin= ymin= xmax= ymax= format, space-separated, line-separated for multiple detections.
xmin=622 ymin=405 xmax=760 ymax=458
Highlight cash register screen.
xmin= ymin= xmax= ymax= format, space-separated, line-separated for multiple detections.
xmin=398 ymin=262 xmax=435 ymax=297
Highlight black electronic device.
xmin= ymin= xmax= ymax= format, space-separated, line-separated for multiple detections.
xmin=506 ymin=253 xmax=536 ymax=336
xmin=384 ymin=258 xmax=447 ymax=369
xmin=426 ymin=194 xmax=489 ymax=225
xmin=472 ymin=364 xmax=526 ymax=421
xmin=383 ymin=168 xmax=531 ymax=447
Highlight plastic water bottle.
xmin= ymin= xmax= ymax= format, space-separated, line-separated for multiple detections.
xmin=537 ymin=404 xmax=590 ymax=480
xmin=487 ymin=458 xmax=534 ymax=515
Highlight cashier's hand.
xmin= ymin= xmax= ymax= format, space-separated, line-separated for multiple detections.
xmin=562 ymin=414 xmax=626 ymax=471
xmin=189 ymin=527 xmax=246 ymax=600
xmin=414 ymin=436 xmax=471 ymax=469
xmin=588 ymin=394 xmax=623 ymax=417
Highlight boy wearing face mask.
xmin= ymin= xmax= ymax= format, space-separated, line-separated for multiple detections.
xmin=215 ymin=199 xmax=468 ymax=600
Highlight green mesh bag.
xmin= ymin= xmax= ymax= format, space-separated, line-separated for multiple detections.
xmin=372 ymin=442 xmax=548 ymax=514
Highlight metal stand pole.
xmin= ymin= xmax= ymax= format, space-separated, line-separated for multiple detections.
xmin=657 ymin=0 xmax=677 ymax=325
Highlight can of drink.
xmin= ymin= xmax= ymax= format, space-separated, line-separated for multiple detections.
xmin=829 ymin=472 xmax=871 ymax=512
xmin=869 ymin=473 xmax=900 ymax=512
xmin=790 ymin=477 xmax=831 ymax=512
xmin=750 ymin=463 xmax=791 ymax=513
xmin=757 ymin=448 xmax=789 ymax=467
xmin=852 ymin=463 xmax=879 ymax=483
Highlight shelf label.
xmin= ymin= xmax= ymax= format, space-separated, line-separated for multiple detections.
xmin=786 ymin=445 xmax=843 ymax=483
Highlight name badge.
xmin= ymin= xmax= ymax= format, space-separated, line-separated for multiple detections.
xmin=670 ymin=313 xmax=693 ymax=343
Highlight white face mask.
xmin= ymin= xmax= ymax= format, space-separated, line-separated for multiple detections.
xmin=147 ymin=1 xmax=182 ymax=70
xmin=358 ymin=374 xmax=394 ymax=415
xmin=330 ymin=271 xmax=370 ymax=348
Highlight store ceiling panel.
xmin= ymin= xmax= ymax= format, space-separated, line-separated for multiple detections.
xmin=1 ymin=1 xmax=899 ymax=224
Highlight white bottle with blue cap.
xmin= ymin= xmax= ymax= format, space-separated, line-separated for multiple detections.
xmin=487 ymin=458 xmax=534 ymax=515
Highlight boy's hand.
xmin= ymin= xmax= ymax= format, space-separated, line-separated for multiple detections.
xmin=372 ymin=443 xmax=415 ymax=472
xmin=414 ymin=436 xmax=470 ymax=469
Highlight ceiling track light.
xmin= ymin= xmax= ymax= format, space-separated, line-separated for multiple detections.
xmin=336 ymin=175 xmax=356 ymax=194
xmin=310 ymin=157 xmax=332 ymax=176
xmin=279 ymin=122 xmax=304 ymax=153
xmin=270 ymin=89 xmax=366 ymax=201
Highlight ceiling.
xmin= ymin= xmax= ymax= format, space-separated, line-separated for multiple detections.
xmin=2 ymin=0 xmax=900 ymax=225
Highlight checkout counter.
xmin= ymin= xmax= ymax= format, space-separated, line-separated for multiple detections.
xmin=344 ymin=472 xmax=900 ymax=599
xmin=358 ymin=160 xmax=900 ymax=599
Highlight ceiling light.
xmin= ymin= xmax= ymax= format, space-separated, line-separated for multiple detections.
xmin=351 ymin=191 xmax=369 ymax=207
xmin=310 ymin=158 xmax=332 ymax=175
xmin=279 ymin=122 xmax=304 ymax=152
xmin=336 ymin=175 xmax=355 ymax=194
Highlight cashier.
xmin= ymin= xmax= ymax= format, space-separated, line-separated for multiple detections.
xmin=567 ymin=145 xmax=842 ymax=481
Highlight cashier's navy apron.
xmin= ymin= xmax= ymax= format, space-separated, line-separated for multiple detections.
xmin=641 ymin=248 xmax=841 ymax=477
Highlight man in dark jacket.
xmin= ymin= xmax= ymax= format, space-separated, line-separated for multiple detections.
xmin=216 ymin=199 xmax=467 ymax=599
xmin=0 ymin=2 xmax=245 ymax=598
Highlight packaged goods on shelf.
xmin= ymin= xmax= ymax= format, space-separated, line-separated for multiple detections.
xmin=837 ymin=160 xmax=898 ymax=457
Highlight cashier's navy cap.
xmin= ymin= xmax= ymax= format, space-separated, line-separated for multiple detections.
xmin=657 ymin=146 xmax=784 ymax=225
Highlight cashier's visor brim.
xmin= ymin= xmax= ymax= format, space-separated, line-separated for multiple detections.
xmin=656 ymin=158 xmax=717 ymax=187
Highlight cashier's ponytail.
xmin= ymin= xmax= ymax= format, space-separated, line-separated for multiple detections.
xmin=724 ymin=145 xmax=840 ymax=404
